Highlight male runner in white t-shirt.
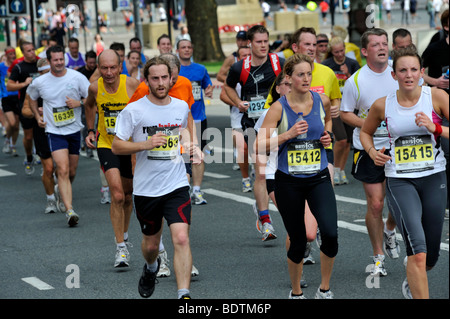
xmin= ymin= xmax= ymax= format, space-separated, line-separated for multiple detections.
xmin=28 ymin=45 xmax=90 ymax=227
xmin=340 ymin=28 xmax=400 ymax=276
xmin=112 ymin=56 xmax=199 ymax=299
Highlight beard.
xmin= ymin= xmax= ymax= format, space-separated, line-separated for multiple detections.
xmin=149 ymin=84 xmax=170 ymax=99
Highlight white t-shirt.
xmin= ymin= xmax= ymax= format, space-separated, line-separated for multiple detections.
xmin=341 ymin=64 xmax=399 ymax=150
xmin=27 ymin=68 xmax=90 ymax=135
xmin=384 ymin=86 xmax=446 ymax=178
xmin=115 ymin=96 xmax=190 ymax=197
xmin=383 ymin=0 xmax=394 ymax=10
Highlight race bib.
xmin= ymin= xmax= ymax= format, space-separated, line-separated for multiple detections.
xmin=394 ymin=135 xmax=434 ymax=174
xmin=53 ymin=106 xmax=75 ymax=127
xmin=287 ymin=139 xmax=322 ymax=175
xmin=247 ymin=94 xmax=266 ymax=119
xmin=192 ymin=81 xmax=202 ymax=101
xmin=104 ymin=110 xmax=120 ymax=135
xmin=147 ymin=127 xmax=180 ymax=160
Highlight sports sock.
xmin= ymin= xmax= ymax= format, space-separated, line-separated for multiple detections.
xmin=193 ymin=186 xmax=201 ymax=193
xmin=178 ymin=288 xmax=190 ymax=299
xmin=259 ymin=209 xmax=271 ymax=224
xmin=146 ymin=260 xmax=158 ymax=273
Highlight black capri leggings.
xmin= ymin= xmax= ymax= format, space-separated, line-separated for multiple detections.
xmin=275 ymin=169 xmax=338 ymax=264
xmin=386 ymin=171 xmax=447 ymax=268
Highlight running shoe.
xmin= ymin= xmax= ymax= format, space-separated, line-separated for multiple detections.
xmin=315 ymin=288 xmax=334 ymax=299
xmin=232 ymin=163 xmax=240 ymax=171
xmin=252 ymin=201 xmax=262 ymax=233
xmin=138 ymin=258 xmax=160 ymax=298
xmin=333 ymin=171 xmax=341 ymax=185
xmin=242 ymin=177 xmax=252 ymax=193
xmin=54 ymin=184 xmax=66 ymax=213
xmin=10 ymin=146 xmax=18 ymax=157
xmin=191 ymin=265 xmax=199 ymax=277
xmin=303 ymin=242 xmax=315 ymax=264
xmin=24 ymin=162 xmax=35 ymax=175
xmin=157 ymin=250 xmax=171 ymax=277
xmin=289 ymin=290 xmax=307 ymax=299
xmin=44 ymin=199 xmax=58 ymax=214
xmin=370 ymin=254 xmax=387 ymax=276
xmin=2 ymin=141 xmax=11 ymax=154
xmin=65 ymin=209 xmax=79 ymax=227
xmin=402 ymin=278 xmax=412 ymax=299
xmin=101 ymin=188 xmax=111 ymax=204
xmin=383 ymin=230 xmax=400 ymax=259
xmin=180 ymin=294 xmax=191 ymax=299
xmin=114 ymin=245 xmax=130 ymax=268
xmin=261 ymin=222 xmax=277 ymax=241
xmin=340 ymin=170 xmax=349 ymax=184
xmin=191 ymin=190 xmax=207 ymax=205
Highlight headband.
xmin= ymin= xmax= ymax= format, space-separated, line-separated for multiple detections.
xmin=38 ymin=65 xmax=50 ymax=72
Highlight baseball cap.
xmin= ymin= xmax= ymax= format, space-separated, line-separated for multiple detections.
xmin=236 ymin=31 xmax=248 ymax=40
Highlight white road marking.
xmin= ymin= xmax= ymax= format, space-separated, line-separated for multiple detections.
xmin=21 ymin=277 xmax=54 ymax=290
xmin=202 ymin=188 xmax=449 ymax=252
xmin=203 ymin=172 xmax=230 ymax=179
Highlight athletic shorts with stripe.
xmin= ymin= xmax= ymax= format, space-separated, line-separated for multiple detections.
xmin=134 ymin=186 xmax=191 ymax=236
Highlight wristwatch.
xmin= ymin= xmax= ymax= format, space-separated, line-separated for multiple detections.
xmin=327 ymin=131 xmax=335 ymax=143
xmin=80 ymin=100 xmax=84 ymax=107
xmin=87 ymin=129 xmax=95 ymax=134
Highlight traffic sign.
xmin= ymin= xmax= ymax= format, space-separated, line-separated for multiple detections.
xmin=0 ymin=0 xmax=9 ymax=17
xmin=6 ymin=0 xmax=28 ymax=16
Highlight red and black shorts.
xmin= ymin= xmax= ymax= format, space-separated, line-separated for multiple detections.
xmin=134 ymin=186 xmax=191 ymax=236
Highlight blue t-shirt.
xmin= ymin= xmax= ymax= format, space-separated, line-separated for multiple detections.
xmin=179 ymin=63 xmax=212 ymax=122
xmin=0 ymin=62 xmax=19 ymax=98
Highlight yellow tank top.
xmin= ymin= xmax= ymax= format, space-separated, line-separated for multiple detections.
xmin=97 ymin=74 xmax=130 ymax=149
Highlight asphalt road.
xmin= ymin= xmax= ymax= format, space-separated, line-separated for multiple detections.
xmin=0 ymin=93 xmax=448 ymax=307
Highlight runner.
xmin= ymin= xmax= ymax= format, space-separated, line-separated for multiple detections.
xmin=112 ymin=56 xmax=199 ymax=299
xmin=21 ymin=58 xmax=58 ymax=214
xmin=322 ymin=36 xmax=360 ymax=185
xmin=1 ymin=47 xmax=20 ymax=157
xmin=219 ymin=45 xmax=253 ymax=192
xmin=340 ymin=28 xmax=401 ymax=275
xmin=223 ymin=25 xmax=284 ymax=241
xmin=84 ymin=49 xmax=140 ymax=267
xmin=7 ymin=41 xmax=39 ymax=174
xmin=360 ymin=47 xmax=448 ymax=298
xmin=27 ymin=45 xmax=90 ymax=226
xmin=127 ymin=52 xmax=198 ymax=278
xmin=65 ymin=37 xmax=85 ymax=70
xmin=177 ymin=39 xmax=213 ymax=205
xmin=259 ymin=53 xmax=337 ymax=299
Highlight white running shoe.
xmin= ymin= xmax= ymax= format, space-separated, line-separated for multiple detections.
xmin=242 ymin=177 xmax=252 ymax=193
xmin=289 ymin=290 xmax=307 ymax=299
xmin=114 ymin=245 xmax=130 ymax=268
xmin=261 ymin=223 xmax=277 ymax=241
xmin=157 ymin=250 xmax=171 ymax=277
xmin=101 ymin=188 xmax=111 ymax=204
xmin=384 ymin=230 xmax=400 ymax=259
xmin=370 ymin=254 xmax=387 ymax=277
xmin=54 ymin=184 xmax=66 ymax=213
xmin=65 ymin=209 xmax=79 ymax=227
xmin=315 ymin=287 xmax=334 ymax=299
xmin=44 ymin=199 xmax=58 ymax=214
xmin=191 ymin=190 xmax=207 ymax=205
xmin=252 ymin=201 xmax=262 ymax=233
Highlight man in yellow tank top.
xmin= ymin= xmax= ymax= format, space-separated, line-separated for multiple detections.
xmin=84 ymin=49 xmax=140 ymax=268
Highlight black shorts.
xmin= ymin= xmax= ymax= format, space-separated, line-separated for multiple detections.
xmin=195 ymin=119 xmax=208 ymax=151
xmin=1 ymin=95 xmax=20 ymax=114
xmin=134 ymin=186 xmax=191 ymax=236
xmin=18 ymin=100 xmax=36 ymax=130
xmin=266 ymin=178 xmax=275 ymax=194
xmin=97 ymin=147 xmax=133 ymax=179
xmin=32 ymin=121 xmax=51 ymax=159
xmin=351 ymin=148 xmax=388 ymax=184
